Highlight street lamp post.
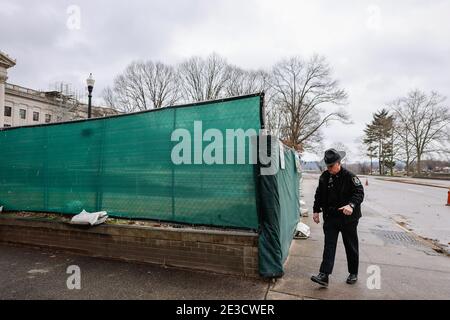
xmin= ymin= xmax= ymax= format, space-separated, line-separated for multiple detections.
xmin=86 ymin=73 xmax=95 ymax=118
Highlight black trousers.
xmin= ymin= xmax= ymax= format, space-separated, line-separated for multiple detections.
xmin=319 ymin=217 xmax=359 ymax=275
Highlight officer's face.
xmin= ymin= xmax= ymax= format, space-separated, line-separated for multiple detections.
xmin=327 ymin=162 xmax=341 ymax=175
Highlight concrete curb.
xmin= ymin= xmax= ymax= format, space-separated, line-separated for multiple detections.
xmin=0 ymin=216 xmax=260 ymax=277
xmin=374 ymin=177 xmax=450 ymax=189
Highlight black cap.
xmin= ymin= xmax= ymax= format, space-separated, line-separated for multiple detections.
xmin=323 ymin=148 xmax=346 ymax=166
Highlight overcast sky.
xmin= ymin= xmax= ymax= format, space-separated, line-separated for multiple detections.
xmin=1 ymin=0 xmax=449 ymax=161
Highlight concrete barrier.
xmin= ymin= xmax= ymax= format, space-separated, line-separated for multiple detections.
xmin=0 ymin=216 xmax=259 ymax=277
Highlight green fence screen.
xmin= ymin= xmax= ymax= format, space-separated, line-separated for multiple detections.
xmin=258 ymin=141 xmax=300 ymax=277
xmin=0 ymin=94 xmax=262 ymax=229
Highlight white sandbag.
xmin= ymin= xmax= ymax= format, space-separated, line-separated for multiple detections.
xmin=93 ymin=215 xmax=108 ymax=225
xmin=300 ymin=208 xmax=309 ymax=217
xmin=70 ymin=209 xmax=108 ymax=226
xmin=294 ymin=222 xmax=310 ymax=239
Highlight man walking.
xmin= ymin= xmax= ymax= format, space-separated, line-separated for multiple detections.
xmin=310 ymin=148 xmax=364 ymax=287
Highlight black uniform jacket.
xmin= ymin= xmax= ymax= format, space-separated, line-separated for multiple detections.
xmin=313 ymin=167 xmax=364 ymax=222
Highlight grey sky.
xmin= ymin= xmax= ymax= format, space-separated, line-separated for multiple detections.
xmin=1 ymin=0 xmax=449 ymax=160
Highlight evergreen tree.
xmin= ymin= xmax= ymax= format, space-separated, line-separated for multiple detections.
xmin=363 ymin=109 xmax=395 ymax=175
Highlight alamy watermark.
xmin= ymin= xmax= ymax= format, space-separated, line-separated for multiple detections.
xmin=66 ymin=265 xmax=81 ymax=290
xmin=366 ymin=265 xmax=381 ymax=290
xmin=170 ymin=121 xmax=281 ymax=175
xmin=66 ymin=5 xmax=81 ymax=30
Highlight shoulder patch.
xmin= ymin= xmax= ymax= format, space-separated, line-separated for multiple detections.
xmin=352 ymin=176 xmax=362 ymax=186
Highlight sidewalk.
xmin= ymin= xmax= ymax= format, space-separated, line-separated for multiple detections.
xmin=266 ymin=175 xmax=450 ymax=299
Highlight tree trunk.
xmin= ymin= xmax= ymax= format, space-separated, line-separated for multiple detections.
xmin=378 ymin=142 xmax=382 ymax=175
xmin=405 ymin=131 xmax=410 ymax=176
xmin=405 ymin=155 xmax=410 ymax=176
xmin=390 ymin=128 xmax=394 ymax=176
xmin=416 ymin=156 xmax=421 ymax=176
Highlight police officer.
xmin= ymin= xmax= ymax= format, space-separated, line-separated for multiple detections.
xmin=310 ymin=148 xmax=364 ymax=287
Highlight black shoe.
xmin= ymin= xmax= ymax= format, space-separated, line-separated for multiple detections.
xmin=346 ymin=274 xmax=358 ymax=284
xmin=311 ymin=273 xmax=329 ymax=287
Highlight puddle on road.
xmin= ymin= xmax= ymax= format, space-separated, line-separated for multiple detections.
xmin=27 ymin=269 xmax=49 ymax=274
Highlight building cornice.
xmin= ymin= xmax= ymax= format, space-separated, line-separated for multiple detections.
xmin=5 ymin=82 xmax=118 ymax=115
xmin=0 ymin=51 xmax=16 ymax=69
xmin=5 ymin=84 xmax=75 ymax=108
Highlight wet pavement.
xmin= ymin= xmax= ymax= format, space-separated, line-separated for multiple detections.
xmin=1 ymin=173 xmax=449 ymax=299
xmin=269 ymin=173 xmax=450 ymax=299
xmin=350 ymin=174 xmax=449 ymax=251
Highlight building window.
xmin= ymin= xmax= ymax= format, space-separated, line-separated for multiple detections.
xmin=57 ymin=116 xmax=62 ymax=122
xmin=33 ymin=111 xmax=39 ymax=121
xmin=20 ymin=109 xmax=26 ymax=119
xmin=4 ymin=124 xmax=11 ymax=128
xmin=45 ymin=114 xmax=52 ymax=123
xmin=4 ymin=106 xmax=12 ymax=117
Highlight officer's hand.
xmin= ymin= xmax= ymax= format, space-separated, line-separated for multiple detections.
xmin=338 ymin=205 xmax=353 ymax=215
xmin=313 ymin=212 xmax=320 ymax=224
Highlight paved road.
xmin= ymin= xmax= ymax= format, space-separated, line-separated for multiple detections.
xmin=303 ymin=173 xmax=450 ymax=252
xmin=269 ymin=174 xmax=450 ymax=300
xmin=374 ymin=176 xmax=450 ymax=189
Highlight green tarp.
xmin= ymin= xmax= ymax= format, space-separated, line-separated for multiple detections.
xmin=0 ymin=94 xmax=262 ymax=229
xmin=258 ymin=141 xmax=300 ymax=277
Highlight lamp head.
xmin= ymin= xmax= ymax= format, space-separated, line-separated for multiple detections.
xmin=86 ymin=73 xmax=95 ymax=93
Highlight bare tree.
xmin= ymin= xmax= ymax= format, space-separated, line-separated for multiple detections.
xmin=106 ymin=60 xmax=182 ymax=113
xmin=431 ymin=123 xmax=450 ymax=161
xmin=391 ymin=90 xmax=450 ymax=174
xmin=141 ymin=61 xmax=181 ymax=108
xmin=389 ymin=100 xmax=417 ymax=175
xmin=102 ymin=86 xmax=117 ymax=109
xmin=269 ymin=54 xmax=349 ymax=152
xmin=224 ymin=66 xmax=269 ymax=96
xmin=178 ymin=53 xmax=230 ymax=102
xmin=113 ymin=61 xmax=149 ymax=112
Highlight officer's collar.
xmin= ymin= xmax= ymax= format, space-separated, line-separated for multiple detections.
xmin=330 ymin=167 xmax=344 ymax=178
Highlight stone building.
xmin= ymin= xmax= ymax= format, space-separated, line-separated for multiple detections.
xmin=0 ymin=51 xmax=119 ymax=129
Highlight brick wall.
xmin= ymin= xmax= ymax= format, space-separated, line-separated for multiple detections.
xmin=0 ymin=217 xmax=259 ymax=277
